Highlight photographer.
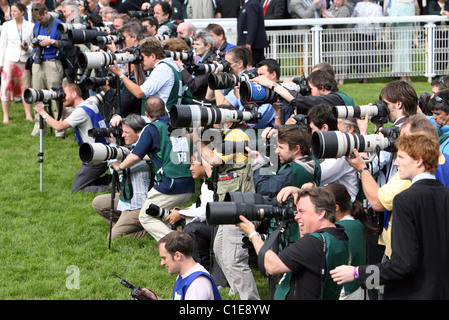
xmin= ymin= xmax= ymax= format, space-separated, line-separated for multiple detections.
xmin=428 ymin=89 xmax=449 ymax=154
xmin=30 ymin=3 xmax=65 ymax=138
xmin=110 ymin=96 xmax=194 ymax=241
xmin=194 ymin=105 xmax=260 ymax=300
xmin=251 ymin=69 xmax=354 ymax=119
xmin=175 ymin=31 xmax=215 ymax=103
xmin=308 ymin=103 xmax=359 ymax=202
xmin=101 ymin=22 xmax=144 ymax=117
xmin=237 ymin=187 xmax=349 ymax=300
xmin=33 ymin=84 xmax=111 ymax=193
xmin=93 ymin=114 xmax=150 ymax=240
xmin=59 ymin=0 xmax=81 ymax=84
xmin=143 ymin=1 xmax=176 ymax=39
xmin=107 ymin=37 xmax=182 ymax=112
xmin=141 ymin=231 xmax=221 ymax=300
xmin=252 ymin=125 xmax=321 ymax=198
xmin=167 ymin=148 xmax=215 ymax=271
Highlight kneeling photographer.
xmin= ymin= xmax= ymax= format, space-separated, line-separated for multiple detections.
xmin=32 ymin=83 xmax=111 ymax=193
xmin=109 ymin=96 xmax=194 ymax=242
xmin=93 ymin=114 xmax=151 ymax=240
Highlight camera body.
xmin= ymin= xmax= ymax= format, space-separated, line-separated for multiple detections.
xmin=31 ymin=38 xmax=44 ymax=65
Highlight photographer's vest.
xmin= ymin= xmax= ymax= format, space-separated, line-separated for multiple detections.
xmin=74 ymin=104 xmax=108 ymax=147
xmin=335 ymin=91 xmax=354 ymax=106
xmin=279 ymin=156 xmax=321 ymax=189
xmin=274 ymin=230 xmax=349 ymax=300
xmin=213 ymin=130 xmax=255 ymax=202
xmin=33 ymin=16 xmax=61 ymax=60
xmin=173 ymin=271 xmax=222 ymax=300
xmin=158 ymin=60 xmax=182 ymax=112
xmin=276 ymin=157 xmax=322 ymax=243
xmin=148 ymin=120 xmax=191 ymax=182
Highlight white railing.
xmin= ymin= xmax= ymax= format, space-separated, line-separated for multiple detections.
xmin=187 ymin=16 xmax=449 ymax=80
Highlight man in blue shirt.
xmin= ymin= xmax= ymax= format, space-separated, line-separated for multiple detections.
xmin=30 ymin=3 xmax=65 ymax=138
xmin=111 ymin=96 xmax=194 ymax=241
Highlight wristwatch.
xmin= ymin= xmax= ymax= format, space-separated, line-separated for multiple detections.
xmin=357 ymin=167 xmax=369 ymax=179
xmin=271 ymin=82 xmax=280 ymax=90
xmin=51 ymin=40 xmax=56 ymax=46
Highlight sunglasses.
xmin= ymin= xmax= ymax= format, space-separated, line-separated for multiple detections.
xmin=435 ymin=95 xmax=443 ymax=102
xmin=438 ymin=77 xmax=447 ymax=88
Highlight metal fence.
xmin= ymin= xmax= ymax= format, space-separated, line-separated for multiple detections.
xmin=188 ymin=16 xmax=449 ymax=80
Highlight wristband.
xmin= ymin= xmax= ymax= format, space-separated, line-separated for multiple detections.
xmin=353 ymin=267 xmax=359 ymax=279
xmin=248 ymin=231 xmax=260 ymax=242
xmin=42 ymin=113 xmax=49 ymax=119
xmin=119 ymin=74 xmax=125 ymax=80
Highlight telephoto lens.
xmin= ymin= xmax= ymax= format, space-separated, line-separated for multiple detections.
xmin=169 ymin=105 xmax=256 ymax=128
xmin=79 ymin=142 xmax=131 ymax=163
xmin=239 ymin=81 xmax=278 ymax=104
xmin=24 ymin=88 xmax=62 ymax=104
xmin=311 ymin=131 xmax=394 ymax=159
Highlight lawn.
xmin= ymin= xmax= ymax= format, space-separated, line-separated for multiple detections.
xmin=0 ymin=76 xmax=432 ymax=301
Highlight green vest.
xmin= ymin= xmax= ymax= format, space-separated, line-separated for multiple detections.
xmin=274 ymin=230 xmax=349 ymax=300
xmin=279 ymin=156 xmax=321 ymax=188
xmin=148 ymin=121 xmax=191 ymax=181
xmin=275 ymin=157 xmax=321 ymax=244
xmin=336 ymin=219 xmax=366 ymax=295
xmin=335 ymin=91 xmax=354 ymax=106
xmin=159 ymin=60 xmax=183 ymax=112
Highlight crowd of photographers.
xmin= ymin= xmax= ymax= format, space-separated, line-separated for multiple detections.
xmin=8 ymin=0 xmax=449 ymax=301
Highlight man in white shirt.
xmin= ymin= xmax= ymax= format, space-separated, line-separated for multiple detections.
xmin=107 ymin=37 xmax=182 ymax=112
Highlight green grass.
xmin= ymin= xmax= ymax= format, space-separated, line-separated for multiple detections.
xmin=0 ymin=76 xmax=432 ymax=300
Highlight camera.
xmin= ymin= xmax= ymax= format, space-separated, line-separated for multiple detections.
xmin=214 ymin=139 xmax=274 ymax=157
xmin=208 ymin=69 xmax=258 ymax=90
xmin=419 ymin=92 xmax=432 ymax=116
xmin=78 ymin=51 xmax=142 ymax=69
xmin=95 ymin=33 xmax=125 ymax=45
xmin=282 ymin=76 xmax=311 ymax=96
xmin=182 ymin=37 xmax=194 ymax=46
xmin=88 ymin=126 xmax=122 ymax=138
xmin=146 ymin=203 xmax=183 ymax=230
xmin=205 ymin=192 xmax=296 ymax=225
xmin=85 ymin=92 xmax=105 ymax=106
xmin=85 ymin=74 xmax=117 ymax=90
xmin=127 ymin=9 xmax=154 ymax=19
xmin=332 ymin=100 xmax=389 ymax=125
xmin=239 ymin=81 xmax=278 ymax=105
xmin=192 ymin=60 xmax=231 ymax=75
xmin=311 ymin=130 xmax=396 ymax=159
xmin=113 ymin=273 xmax=153 ymax=300
xmin=169 ymin=104 xmax=260 ymax=128
xmin=68 ymin=29 xmax=109 ymax=44
xmin=31 ymin=38 xmax=44 ymax=65
xmin=57 ymin=22 xmax=88 ymax=34
xmin=24 ymin=86 xmax=65 ymax=104
xmin=79 ymin=142 xmax=131 ymax=163
xmin=164 ymin=50 xmax=194 ymax=63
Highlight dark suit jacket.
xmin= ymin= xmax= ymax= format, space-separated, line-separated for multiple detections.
xmin=237 ymin=0 xmax=269 ymax=49
xmin=261 ymin=0 xmax=287 ymax=19
xmin=359 ymin=179 xmax=449 ymax=299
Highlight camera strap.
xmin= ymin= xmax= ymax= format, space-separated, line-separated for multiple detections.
xmin=257 ymin=219 xmax=289 ymax=276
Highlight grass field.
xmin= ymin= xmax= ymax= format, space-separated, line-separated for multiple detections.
xmin=0 ymin=76 xmax=432 ymax=300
